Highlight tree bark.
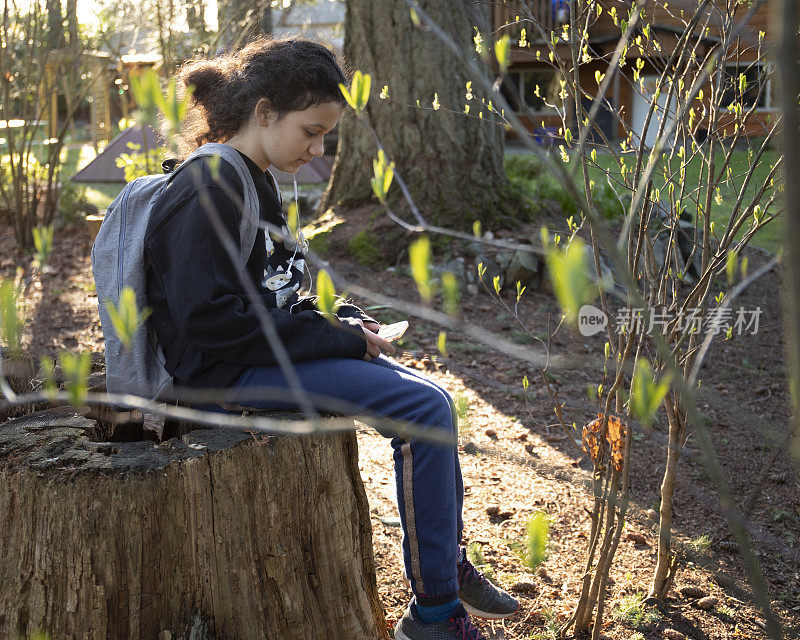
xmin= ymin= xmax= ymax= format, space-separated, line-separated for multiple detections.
xmin=650 ymin=392 xmax=685 ymax=600
xmin=0 ymin=406 xmax=386 ymax=640
xmin=61 ymin=0 xmax=81 ymax=141
xmin=46 ymin=0 xmax=65 ymax=50
xmin=185 ymin=0 xmax=208 ymax=40
xmin=216 ymin=0 xmax=269 ymax=51
xmin=65 ymin=0 xmax=78 ymax=48
xmin=322 ymin=0 xmax=523 ymax=231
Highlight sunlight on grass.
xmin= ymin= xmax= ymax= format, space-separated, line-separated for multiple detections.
xmin=83 ymin=184 xmax=123 ymax=211
xmin=612 ymin=591 xmax=661 ymax=630
xmin=1 ymin=140 xmax=122 ymax=212
xmin=61 ymin=142 xmax=96 ymax=172
xmin=60 ymin=143 xmax=123 ymax=211
xmin=528 ymin=607 xmax=560 ymax=640
xmin=686 ymin=533 xmax=713 ymax=554
xmin=453 ymin=391 xmax=473 ymax=439
xmin=587 ymin=147 xmax=781 ymax=253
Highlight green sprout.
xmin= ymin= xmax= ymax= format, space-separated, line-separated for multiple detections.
xmin=409 ymin=236 xmax=432 ymax=303
xmin=104 ymin=287 xmax=151 ymax=350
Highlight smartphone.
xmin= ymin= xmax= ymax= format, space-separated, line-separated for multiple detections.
xmin=377 ymin=320 xmax=409 ymax=342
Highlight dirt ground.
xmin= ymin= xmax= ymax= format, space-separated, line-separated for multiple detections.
xmin=1 ymin=218 xmax=799 ymax=640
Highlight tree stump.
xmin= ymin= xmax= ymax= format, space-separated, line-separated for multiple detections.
xmin=0 ymin=406 xmax=387 ymax=640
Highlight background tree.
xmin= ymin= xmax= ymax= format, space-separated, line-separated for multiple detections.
xmin=153 ymin=0 xmax=180 ymax=74
xmin=216 ymin=0 xmax=272 ymax=51
xmin=185 ymin=0 xmax=209 ymax=47
xmin=0 ymin=0 xmax=88 ymax=248
xmin=46 ymin=0 xmax=64 ymax=49
xmin=60 ymin=0 xmax=84 ymax=137
xmin=322 ymin=0 xmax=526 ymax=231
xmin=66 ymin=0 xmax=78 ymax=47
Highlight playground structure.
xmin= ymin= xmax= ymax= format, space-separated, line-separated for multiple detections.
xmin=39 ymin=49 xmax=161 ymax=151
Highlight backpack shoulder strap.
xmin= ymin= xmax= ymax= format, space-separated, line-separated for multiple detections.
xmin=169 ymin=143 xmax=260 ymax=269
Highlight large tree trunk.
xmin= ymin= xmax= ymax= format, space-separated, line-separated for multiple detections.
xmin=65 ymin=0 xmax=78 ymax=48
xmin=185 ymin=0 xmax=208 ymax=40
xmin=46 ymin=0 xmax=65 ymax=50
xmin=323 ymin=0 xmax=523 ymax=231
xmin=0 ymin=406 xmax=386 ymax=640
xmin=62 ymin=0 xmax=81 ymax=142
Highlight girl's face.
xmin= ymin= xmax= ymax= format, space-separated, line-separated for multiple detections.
xmin=255 ymin=99 xmax=344 ymax=173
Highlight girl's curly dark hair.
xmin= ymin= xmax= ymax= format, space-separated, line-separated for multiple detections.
xmin=172 ymin=35 xmax=350 ymax=155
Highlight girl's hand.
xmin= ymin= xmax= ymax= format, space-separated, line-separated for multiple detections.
xmin=353 ymin=319 xmax=395 ymax=360
xmin=363 ymin=321 xmax=381 ymax=334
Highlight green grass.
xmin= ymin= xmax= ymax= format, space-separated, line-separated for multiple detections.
xmin=453 ymin=392 xmax=473 ymax=438
xmin=510 ymin=328 xmax=535 ymax=344
xmin=307 ymin=228 xmax=332 ymax=256
xmin=465 ymin=542 xmax=497 ymax=585
xmin=505 ymin=144 xmax=781 ymax=253
xmin=612 ymin=591 xmax=661 ymax=630
xmin=679 ymin=533 xmax=713 ymax=560
xmin=585 ymin=146 xmax=781 ymax=253
xmin=716 ymin=603 xmax=737 ymax=621
xmin=527 ymin=608 xmax=560 ymax=640
xmin=687 ymin=533 xmax=712 ymax=552
xmin=448 ymin=340 xmax=491 ymax=356
xmin=1 ymin=140 xmax=123 ymax=213
xmin=58 ymin=143 xmax=124 ymax=212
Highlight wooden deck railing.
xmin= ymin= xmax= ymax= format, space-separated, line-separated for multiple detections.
xmin=494 ymin=0 xmax=559 ymax=41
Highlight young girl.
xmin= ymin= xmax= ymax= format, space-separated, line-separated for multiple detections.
xmin=144 ymin=36 xmax=518 ymax=639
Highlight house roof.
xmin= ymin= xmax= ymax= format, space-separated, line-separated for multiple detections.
xmin=70 ymin=124 xmax=164 ymax=183
xmin=71 ymin=123 xmax=334 ymax=185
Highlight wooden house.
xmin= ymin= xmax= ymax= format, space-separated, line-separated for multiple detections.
xmin=493 ymin=0 xmax=782 ymax=145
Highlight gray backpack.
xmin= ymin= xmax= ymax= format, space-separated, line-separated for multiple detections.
xmin=92 ymin=142 xmax=273 ymax=400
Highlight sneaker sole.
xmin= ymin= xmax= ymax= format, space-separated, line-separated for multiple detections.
xmin=460 ymin=600 xmax=519 ymax=620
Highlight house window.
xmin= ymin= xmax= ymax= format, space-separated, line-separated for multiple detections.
xmin=500 ymin=73 xmax=522 ymax=111
xmin=767 ymin=62 xmax=800 ymax=109
xmin=719 ymin=62 xmax=770 ymax=110
xmin=501 ymin=69 xmax=561 ymax=113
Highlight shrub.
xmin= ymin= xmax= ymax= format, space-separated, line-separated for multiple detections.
xmin=347 ymin=230 xmax=383 ymax=266
xmin=115 ymin=143 xmax=170 ymax=182
xmin=504 ymin=153 xmax=627 ymax=220
xmin=0 ymin=152 xmax=59 ymax=237
xmin=307 ymin=229 xmax=331 ymax=256
xmin=504 ymin=154 xmax=545 ymax=182
xmin=612 ymin=592 xmax=661 ymax=630
xmin=0 ymin=153 xmax=49 ymax=219
xmin=57 ymin=180 xmax=93 ymax=223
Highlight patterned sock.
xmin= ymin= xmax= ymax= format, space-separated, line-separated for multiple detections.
xmin=414 ymin=595 xmax=459 ymax=623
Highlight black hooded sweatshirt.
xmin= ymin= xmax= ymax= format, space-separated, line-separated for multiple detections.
xmin=143 ymin=149 xmax=371 ymax=388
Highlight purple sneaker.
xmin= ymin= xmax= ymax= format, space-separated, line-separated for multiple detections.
xmin=457 ymin=547 xmax=519 ymax=620
xmin=394 ymin=601 xmax=487 ymax=640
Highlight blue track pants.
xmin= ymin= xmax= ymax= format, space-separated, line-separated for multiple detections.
xmin=229 ymin=355 xmax=464 ymax=598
